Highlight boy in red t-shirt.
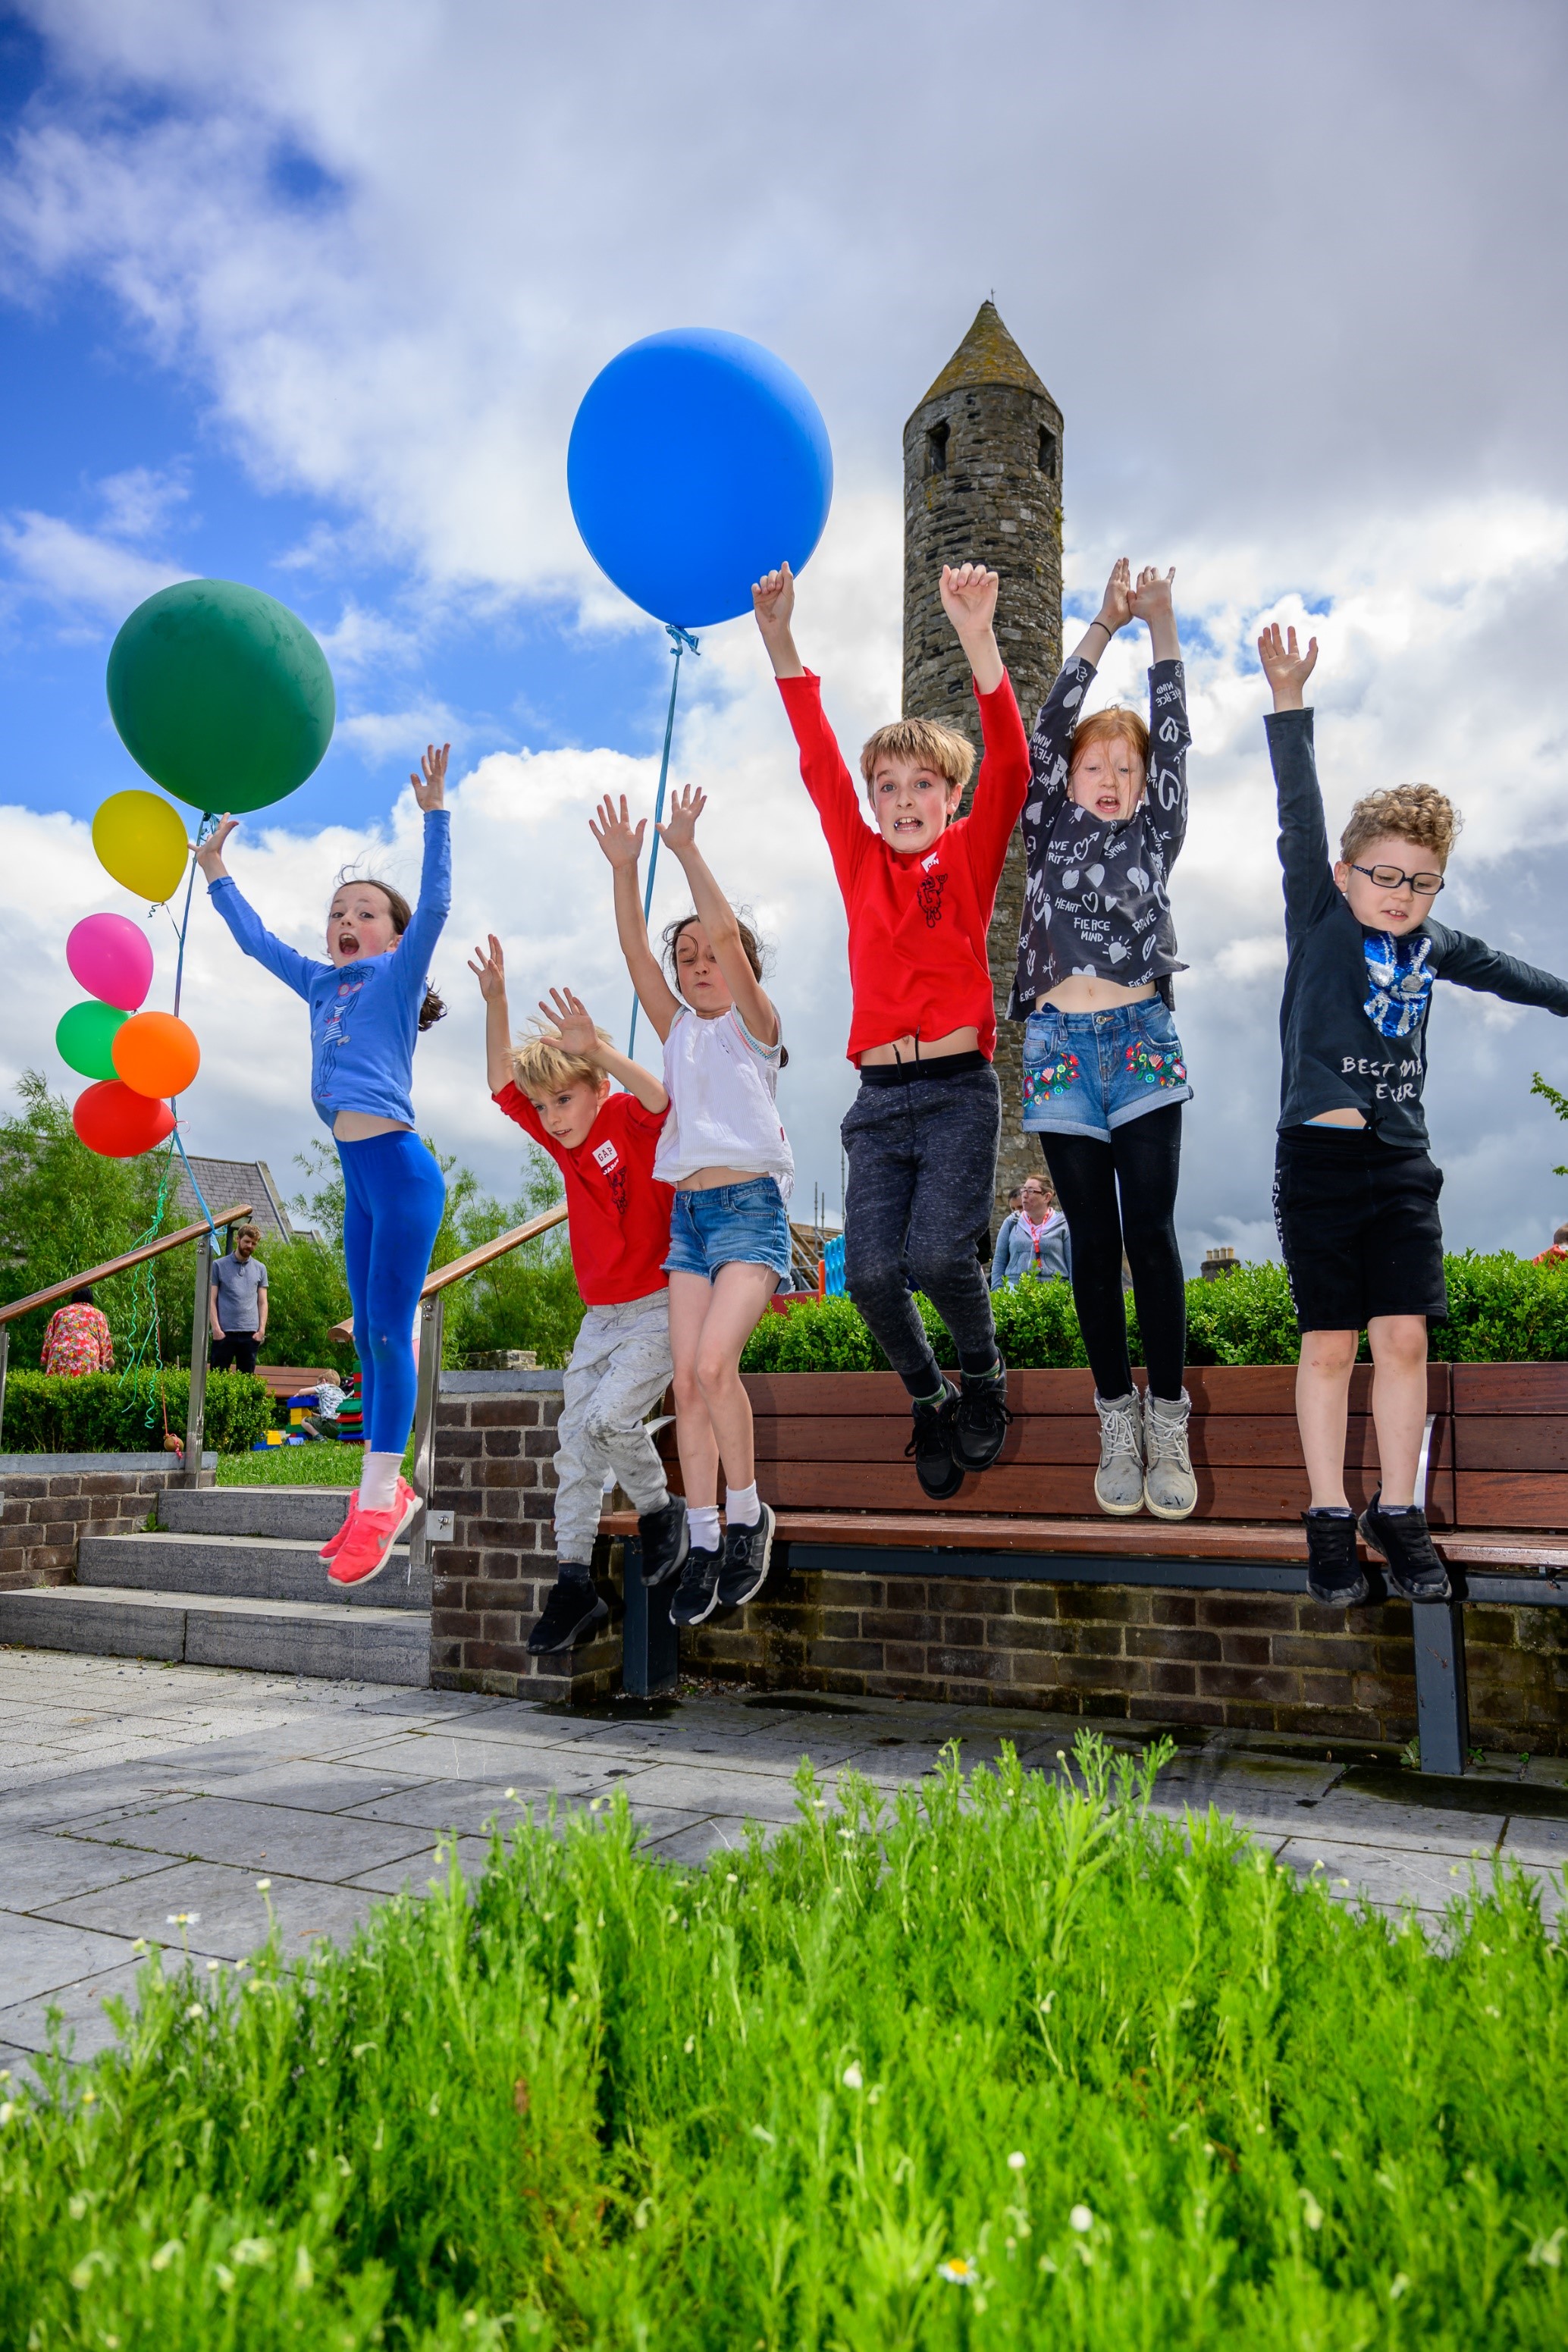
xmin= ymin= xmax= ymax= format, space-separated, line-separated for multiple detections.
xmin=753 ymin=558 xmax=1032 ymax=1498
xmin=470 ymin=938 xmax=684 ymax=1654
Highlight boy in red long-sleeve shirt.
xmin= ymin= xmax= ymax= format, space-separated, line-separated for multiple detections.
xmin=753 ymin=559 xmax=1032 ymax=1497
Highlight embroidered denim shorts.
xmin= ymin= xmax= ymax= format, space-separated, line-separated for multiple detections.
xmin=1021 ymin=998 xmax=1192 ymax=1141
xmin=663 ymin=1174 xmax=792 ymax=1283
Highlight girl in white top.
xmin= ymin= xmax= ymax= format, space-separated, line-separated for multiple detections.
xmin=591 ymin=785 xmax=795 ymax=1623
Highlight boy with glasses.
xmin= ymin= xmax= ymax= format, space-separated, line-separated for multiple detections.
xmin=1260 ymin=622 xmax=1568 ymax=1605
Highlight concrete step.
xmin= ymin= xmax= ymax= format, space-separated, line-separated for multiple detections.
xmin=158 ymin=1484 xmax=357 ymax=1541
xmin=78 ymin=1531 xmax=430 ymax=1610
xmin=0 ymin=1584 xmax=429 ymax=1686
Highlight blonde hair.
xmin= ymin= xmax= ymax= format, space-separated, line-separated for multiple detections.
xmin=859 ymin=716 xmax=974 ymax=795
xmin=511 ymin=1025 xmax=613 ymax=1096
xmin=1069 ymin=705 xmax=1149 ymax=773
xmin=1341 ymin=784 xmax=1462 ymax=868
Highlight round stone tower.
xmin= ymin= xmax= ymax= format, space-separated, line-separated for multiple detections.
xmin=902 ymin=299 xmax=1063 ymax=1223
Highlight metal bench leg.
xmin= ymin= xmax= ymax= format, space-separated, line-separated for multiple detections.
xmin=1413 ymin=1598 xmax=1470 ymax=1776
xmin=620 ymin=1540 xmax=679 ymax=1699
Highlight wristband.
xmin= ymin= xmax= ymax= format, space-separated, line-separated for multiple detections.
xmin=1090 ymin=616 xmax=1115 ymax=638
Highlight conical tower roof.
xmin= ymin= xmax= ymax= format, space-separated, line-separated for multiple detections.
xmin=911 ymin=299 xmax=1053 ymax=413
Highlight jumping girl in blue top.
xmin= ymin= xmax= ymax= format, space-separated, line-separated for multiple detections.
xmin=196 ymin=745 xmax=451 ymax=1586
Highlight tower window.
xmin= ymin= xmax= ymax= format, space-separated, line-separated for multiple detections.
xmin=1036 ymin=425 xmax=1058 ymax=481
xmin=925 ymin=421 xmax=949 ymax=476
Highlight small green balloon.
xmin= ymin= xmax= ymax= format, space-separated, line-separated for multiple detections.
xmin=57 ymin=999 xmax=128 ymax=1082
xmin=106 ymin=579 xmax=336 ymax=814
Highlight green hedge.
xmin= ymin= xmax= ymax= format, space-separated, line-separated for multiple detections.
xmin=0 ymin=1371 xmax=274 ymax=1456
xmin=740 ymin=1251 xmax=1568 ymax=1372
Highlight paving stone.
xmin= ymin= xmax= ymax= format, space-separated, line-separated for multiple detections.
xmin=342 ymin=1779 xmax=557 ymax=1836
xmin=163 ymin=1759 xmax=440 ymax=1815
xmin=1275 ymin=1836 xmax=1497 ymax=1915
xmin=638 ymin=1817 xmax=749 ymax=1866
xmin=0 ymin=1958 xmax=149 ymax=2059
xmin=67 ymin=1795 xmax=432 ymax=1883
xmin=0 ymin=1830 xmax=177 ymax=1911
xmin=616 ymin=1762 xmax=816 ymax=1825
xmin=0 ymin=1909 xmax=140 ymax=2004
xmin=348 ymin=1836 xmax=496 ymax=1895
xmin=1497 ymin=1816 xmax=1568 ymax=1865
xmin=39 ymin=1860 xmax=384 ymax=1962
xmin=340 ymin=1733 xmax=634 ymax=1789
xmin=1294 ymin=1786 xmax=1510 ymax=1855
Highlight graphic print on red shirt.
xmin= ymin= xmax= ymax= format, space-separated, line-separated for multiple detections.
xmin=492 ymin=1083 xmax=673 ymax=1305
xmin=777 ymin=670 xmax=1031 ymax=1063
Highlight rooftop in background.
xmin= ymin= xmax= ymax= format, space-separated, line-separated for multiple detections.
xmin=170 ymin=1157 xmax=308 ymax=1246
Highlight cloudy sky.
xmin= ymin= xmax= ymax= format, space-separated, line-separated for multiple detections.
xmin=2 ymin=0 xmax=1567 ymax=1258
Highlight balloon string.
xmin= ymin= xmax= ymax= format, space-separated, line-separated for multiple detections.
xmin=171 ymin=814 xmax=215 ymax=1022
xmin=629 ymin=626 xmax=699 ymax=1061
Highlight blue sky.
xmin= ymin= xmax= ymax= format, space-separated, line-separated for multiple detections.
xmin=2 ymin=0 xmax=1568 ymax=1259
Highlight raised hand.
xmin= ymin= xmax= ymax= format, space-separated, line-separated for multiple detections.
xmin=752 ymin=563 xmax=795 ymax=635
xmin=588 ymin=793 xmax=646 ymax=869
xmin=1257 ymin=620 xmax=1319 ymax=710
xmin=537 ymin=985 xmax=601 ymax=1060
xmin=657 ymin=782 xmax=707 ymax=854
xmin=195 ymin=814 xmax=239 ymax=880
xmin=412 ymin=743 xmax=450 ymax=811
xmin=466 ymin=933 xmax=506 ymax=1002
xmin=1096 ymin=557 xmax=1134 ymax=635
xmin=1129 ymin=566 xmax=1175 ymax=625
xmin=939 ymin=561 xmax=1000 ymax=637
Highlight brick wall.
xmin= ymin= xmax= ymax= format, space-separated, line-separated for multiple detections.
xmin=684 ymin=1560 xmax=1568 ymax=1754
xmin=0 ymin=1453 xmax=215 ymax=1593
xmin=429 ymin=1372 xmax=619 ymax=1703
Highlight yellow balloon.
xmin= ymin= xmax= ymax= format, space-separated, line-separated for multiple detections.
xmin=91 ymin=790 xmax=190 ymax=904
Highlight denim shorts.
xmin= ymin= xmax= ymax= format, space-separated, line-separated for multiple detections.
xmin=1021 ymin=998 xmax=1192 ymax=1141
xmin=663 ymin=1175 xmax=792 ymax=1283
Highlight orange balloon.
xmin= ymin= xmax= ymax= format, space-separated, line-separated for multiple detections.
xmin=73 ymin=1081 xmax=177 ymax=1159
xmin=111 ymin=1009 xmax=201 ymax=1100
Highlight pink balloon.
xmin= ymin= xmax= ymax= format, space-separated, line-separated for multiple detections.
xmin=66 ymin=913 xmax=154 ymax=1011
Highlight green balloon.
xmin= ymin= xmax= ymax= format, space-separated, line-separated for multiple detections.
xmin=57 ymin=999 xmax=127 ymax=1082
xmin=106 ymin=579 xmax=335 ymax=814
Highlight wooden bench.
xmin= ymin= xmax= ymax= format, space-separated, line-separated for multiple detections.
xmin=604 ymin=1363 xmax=1568 ymax=1773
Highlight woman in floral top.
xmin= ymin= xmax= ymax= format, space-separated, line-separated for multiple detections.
xmin=39 ymin=1287 xmax=114 ymax=1375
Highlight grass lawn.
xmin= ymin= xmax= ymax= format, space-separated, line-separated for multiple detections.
xmin=2 ymin=1733 xmax=1564 ymax=2349
xmin=215 ymin=1441 xmax=410 ymax=1488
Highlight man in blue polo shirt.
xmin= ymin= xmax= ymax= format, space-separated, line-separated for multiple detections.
xmin=209 ymin=1225 xmax=268 ymax=1374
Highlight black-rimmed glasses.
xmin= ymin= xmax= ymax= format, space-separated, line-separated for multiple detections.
xmin=1350 ymin=861 xmax=1444 ymax=897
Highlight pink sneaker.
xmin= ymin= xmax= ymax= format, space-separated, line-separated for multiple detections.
xmin=328 ymin=1486 xmax=419 ymax=1587
xmin=318 ymin=1494 xmax=359 ymax=1563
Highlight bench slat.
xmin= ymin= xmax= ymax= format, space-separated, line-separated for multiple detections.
xmin=746 ymin=1412 xmax=1442 ymax=1472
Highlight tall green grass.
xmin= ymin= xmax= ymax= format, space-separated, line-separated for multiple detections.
xmin=4 ymin=1734 xmax=1565 ymax=2348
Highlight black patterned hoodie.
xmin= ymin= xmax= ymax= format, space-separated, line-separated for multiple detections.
xmin=1008 ymin=655 xmax=1190 ymax=1019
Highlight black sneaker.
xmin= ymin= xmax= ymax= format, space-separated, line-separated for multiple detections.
xmin=1358 ymin=1491 xmax=1452 ymax=1601
xmin=526 ymin=1575 xmax=610 ymax=1654
xmin=1303 ymin=1510 xmax=1369 ymax=1606
xmin=905 ymin=1381 xmax=963 ymax=1501
xmin=669 ymin=1544 xmax=723 ymax=1628
xmin=952 ymin=1359 xmax=1012 ymax=1474
xmin=719 ymin=1502 xmax=775 ymax=1610
xmin=638 ymin=1494 xmax=689 ymax=1589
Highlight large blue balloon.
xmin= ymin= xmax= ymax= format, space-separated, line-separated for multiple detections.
xmin=567 ymin=328 xmax=833 ymax=630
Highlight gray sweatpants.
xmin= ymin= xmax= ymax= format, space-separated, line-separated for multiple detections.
xmin=554 ymin=1290 xmax=673 ymax=1566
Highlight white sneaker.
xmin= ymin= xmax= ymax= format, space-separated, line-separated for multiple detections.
xmin=1143 ymin=1389 xmax=1198 ymax=1520
xmin=1093 ymin=1391 xmax=1145 ymax=1516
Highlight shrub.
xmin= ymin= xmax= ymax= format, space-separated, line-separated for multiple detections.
xmin=742 ymin=1253 xmax=1568 ymax=1372
xmin=0 ymin=1371 xmax=273 ymax=1455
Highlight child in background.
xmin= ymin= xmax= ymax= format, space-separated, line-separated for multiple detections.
xmin=591 ymin=783 xmax=794 ymax=1630
xmin=753 ymin=558 xmax=1030 ymax=1501
xmin=1011 ymin=560 xmax=1196 ymax=1521
xmin=1261 ymin=620 xmax=1568 ymax=1602
xmin=39 ymin=1287 xmax=114 ymax=1376
xmin=472 ymin=942 xmax=685 ymax=1654
xmin=197 ymin=747 xmax=451 ymax=1586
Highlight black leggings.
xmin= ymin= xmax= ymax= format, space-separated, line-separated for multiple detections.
xmin=1041 ymin=1103 xmax=1186 ymax=1401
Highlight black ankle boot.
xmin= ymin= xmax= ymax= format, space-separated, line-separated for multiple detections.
xmin=1358 ymin=1491 xmax=1451 ymax=1601
xmin=1302 ymin=1510 xmax=1369 ymax=1606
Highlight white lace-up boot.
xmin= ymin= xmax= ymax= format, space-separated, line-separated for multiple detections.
xmin=1093 ymin=1391 xmax=1145 ymax=1516
xmin=1143 ymin=1388 xmax=1198 ymax=1521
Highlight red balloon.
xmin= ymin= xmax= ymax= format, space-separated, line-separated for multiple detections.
xmin=72 ymin=1080 xmax=177 ymax=1159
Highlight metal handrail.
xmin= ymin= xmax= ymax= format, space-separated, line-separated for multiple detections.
xmin=0 ymin=1203 xmax=254 ymax=1478
xmin=0 ymin=1204 xmax=255 ymax=1325
xmin=420 ymin=1201 xmax=569 ymax=1297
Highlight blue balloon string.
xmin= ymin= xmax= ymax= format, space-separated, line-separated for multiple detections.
xmin=629 ymin=626 xmax=699 ymax=1062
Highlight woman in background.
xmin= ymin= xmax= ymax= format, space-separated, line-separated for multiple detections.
xmin=991 ymin=1174 xmax=1071 ymax=1290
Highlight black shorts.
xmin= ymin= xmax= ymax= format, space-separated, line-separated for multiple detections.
xmin=1273 ymin=1124 xmax=1447 ymax=1333
xmin=211 ymin=1332 xmax=259 ymax=1375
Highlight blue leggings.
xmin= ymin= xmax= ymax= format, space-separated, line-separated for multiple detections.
xmin=338 ymin=1131 xmax=447 ymax=1454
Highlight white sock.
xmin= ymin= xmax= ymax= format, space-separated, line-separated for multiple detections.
xmin=726 ymin=1482 xmax=761 ymax=1527
xmin=358 ymin=1451 xmax=401 ymax=1512
xmin=688 ymin=1504 xmax=721 ymax=1551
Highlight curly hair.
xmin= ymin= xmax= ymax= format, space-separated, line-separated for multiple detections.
xmin=1340 ymin=784 xmax=1462 ymax=868
xmin=859 ymin=716 xmax=974 ymax=794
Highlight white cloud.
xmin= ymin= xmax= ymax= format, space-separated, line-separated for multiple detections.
xmin=0 ymin=508 xmax=188 ymax=624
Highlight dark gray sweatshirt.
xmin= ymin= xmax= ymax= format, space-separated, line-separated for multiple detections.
xmin=1269 ymin=707 xmax=1568 ymax=1148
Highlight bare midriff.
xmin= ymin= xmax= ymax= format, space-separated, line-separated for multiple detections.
xmin=333 ymin=1112 xmax=412 ymax=1142
xmin=1305 ymin=1108 xmax=1368 ymax=1128
xmin=858 ymin=1024 xmax=980 ymax=1067
xmin=677 ymin=1167 xmax=768 ymax=1191
xmin=1036 ymin=977 xmax=1156 ymax=1013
